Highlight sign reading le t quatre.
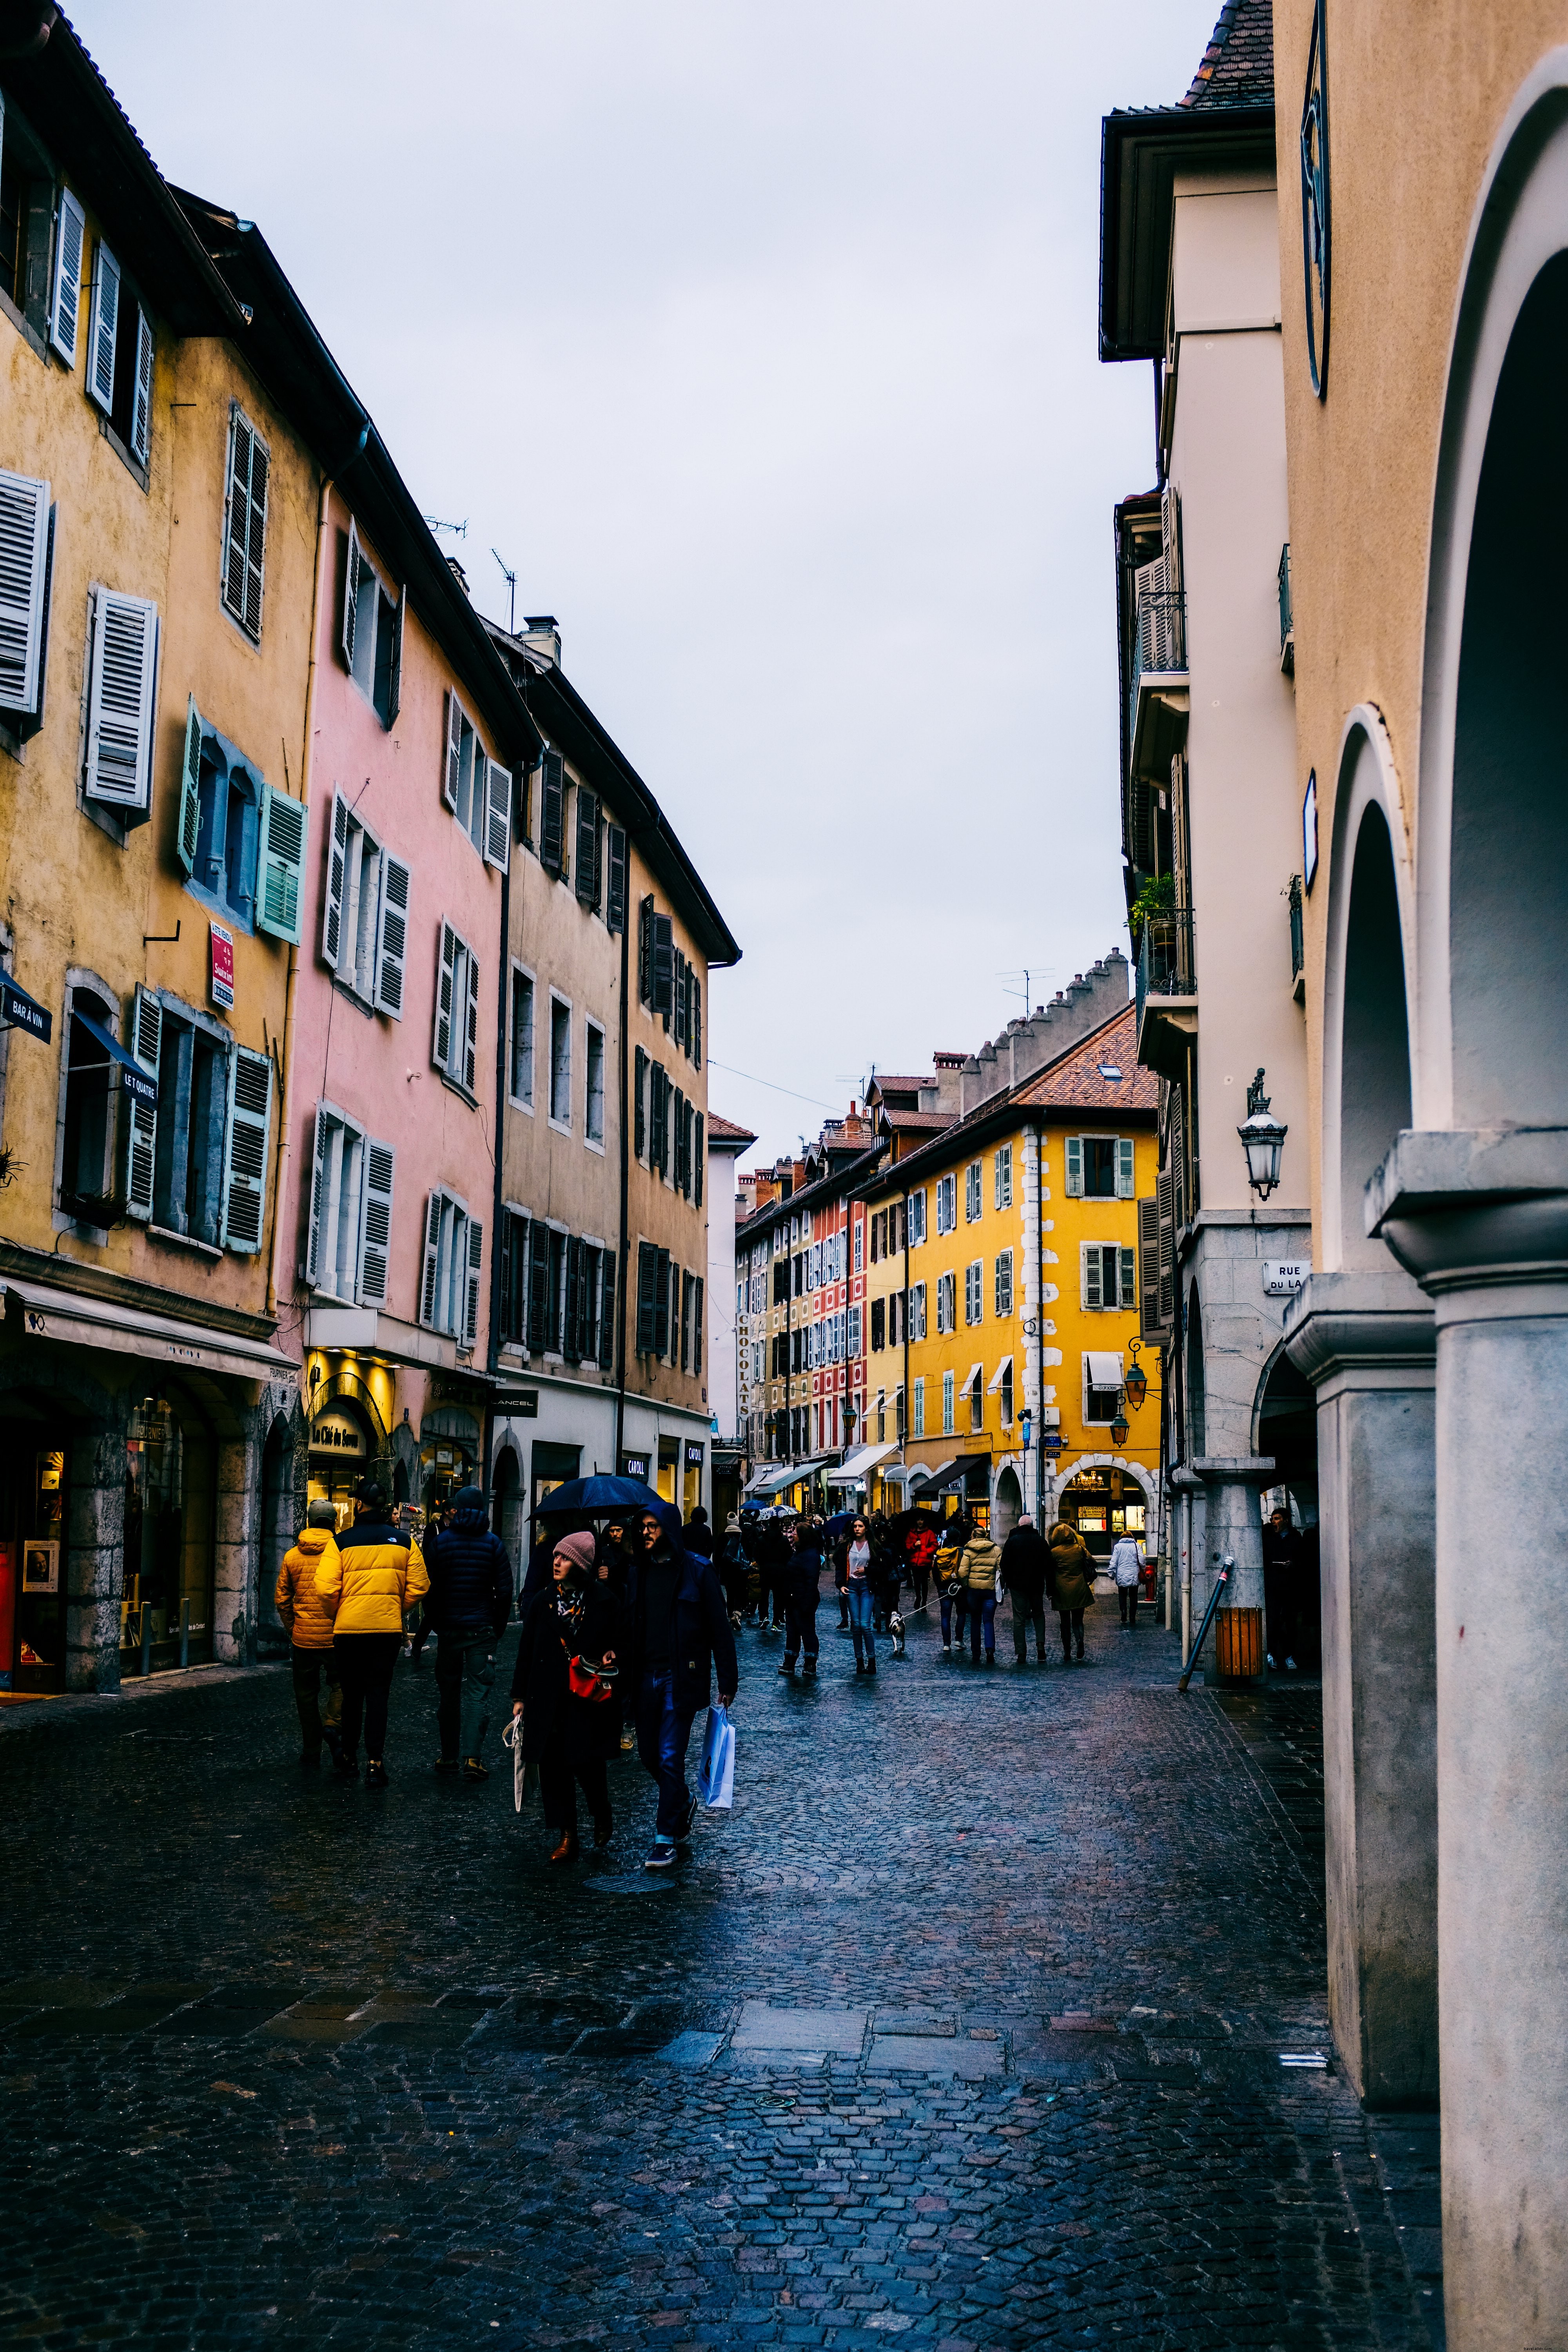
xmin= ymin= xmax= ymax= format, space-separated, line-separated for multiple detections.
xmin=1263 ymin=1260 xmax=1309 ymax=1297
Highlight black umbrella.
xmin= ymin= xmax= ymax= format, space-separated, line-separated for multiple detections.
xmin=531 ymin=1474 xmax=663 ymax=1521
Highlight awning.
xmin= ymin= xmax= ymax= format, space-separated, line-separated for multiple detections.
xmin=71 ymin=1009 xmax=158 ymax=1107
xmin=2 ymin=1276 xmax=298 ymax=1387
xmin=825 ymin=1440 xmax=899 ymax=1485
xmin=915 ymin=1453 xmax=991 ymax=1497
xmin=0 ymin=974 xmax=52 ymax=1044
xmin=963 ymin=1362 xmax=983 ymax=1393
xmin=1087 ymin=1351 xmax=1124 ymax=1388
xmin=909 ymin=1457 xmax=956 ymax=1490
xmin=987 ymin=1355 xmax=1013 ymax=1396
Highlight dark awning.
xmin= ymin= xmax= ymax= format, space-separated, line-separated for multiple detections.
xmin=913 ymin=1453 xmax=991 ymax=1497
xmin=72 ymin=1009 xmax=158 ymax=1107
xmin=0 ymin=975 xmax=52 ymax=1044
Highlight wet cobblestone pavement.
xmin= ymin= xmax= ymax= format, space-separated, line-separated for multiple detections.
xmin=0 ymin=1602 xmax=1443 ymax=2350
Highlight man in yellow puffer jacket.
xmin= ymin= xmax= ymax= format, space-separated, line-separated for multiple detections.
xmin=317 ymin=1483 xmax=429 ymax=1788
xmin=276 ymin=1499 xmax=343 ymax=1766
xmin=956 ymin=1524 xmax=1003 ymax=1665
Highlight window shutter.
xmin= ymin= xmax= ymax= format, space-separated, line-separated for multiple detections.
xmin=694 ymin=1112 xmax=704 ymax=1207
xmin=499 ymin=1211 xmax=517 ymax=1341
xmin=123 ymin=985 xmax=162 ymax=1221
xmin=465 ymin=1218 xmax=484 ymax=1345
xmin=305 ymin=1104 xmax=328 ymax=1283
xmin=49 ymin=187 xmax=85 ymax=365
xmin=222 ymin=407 xmax=269 ymax=640
xmin=484 ymin=759 xmax=511 ymax=871
xmin=674 ymin=1086 xmax=686 ymax=1195
xmin=653 ymin=914 xmax=673 ymax=1014
xmin=220 ymin=1044 xmax=272 ymax=1252
xmin=87 ymin=238 xmax=120 ymax=412
xmin=606 ymin=825 xmax=627 ymax=934
xmin=386 ymin=584 xmax=405 ymax=726
xmin=373 ymin=853 xmax=410 ymax=1018
xmin=1116 ymin=1138 xmax=1135 ymax=1198
xmin=0 ymin=469 xmax=51 ymax=715
xmin=442 ymin=689 xmax=462 ymax=810
xmin=419 ymin=1191 xmax=443 ymax=1327
xmin=655 ymin=1249 xmax=672 ymax=1356
xmin=637 ymin=1241 xmax=659 ymax=1354
xmin=1156 ymin=1168 xmax=1175 ymax=1330
xmin=690 ymin=973 xmax=701 ymax=1069
xmin=130 ymin=308 xmax=154 ymax=464
xmin=341 ymin=517 xmax=362 ymax=670
xmin=1082 ymin=1243 xmax=1101 ymax=1310
xmin=463 ymin=946 xmax=480 ymax=1093
xmin=540 ymin=748 xmax=565 ymax=871
xmin=347 ymin=1137 xmax=396 ymax=1305
xmin=1066 ymin=1136 xmax=1083 ymax=1197
xmin=84 ymin=587 xmax=158 ymax=808
xmin=1138 ymin=1196 xmax=1163 ymax=1340
xmin=634 ymin=1044 xmax=646 ymax=1158
xmin=256 ymin=786 xmax=307 ymax=943
xmin=1170 ymin=1088 xmax=1187 ymax=1236
xmin=674 ymin=951 xmax=686 ymax=1049
xmin=563 ymin=1237 xmax=582 ymax=1362
xmin=528 ymin=1221 xmax=552 ymax=1350
xmin=575 ymin=786 xmax=598 ymax=905
xmin=599 ymin=1249 xmax=617 ymax=1370
xmin=434 ymin=921 xmax=456 ymax=1072
xmin=1120 ymin=1245 xmax=1137 ymax=1309
xmin=638 ymin=895 xmax=654 ymax=1000
xmin=321 ymin=789 xmax=348 ymax=968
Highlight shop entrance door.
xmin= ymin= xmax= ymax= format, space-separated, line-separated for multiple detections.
xmin=0 ymin=1425 xmax=71 ymax=1695
xmin=122 ymin=1397 xmax=213 ymax=1675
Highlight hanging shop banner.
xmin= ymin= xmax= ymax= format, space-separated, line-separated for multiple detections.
xmin=0 ymin=975 xmax=51 ymax=1042
xmin=210 ymin=921 xmax=235 ymax=1012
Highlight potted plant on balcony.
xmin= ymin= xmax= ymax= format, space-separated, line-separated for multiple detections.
xmin=1128 ymin=872 xmax=1175 ymax=953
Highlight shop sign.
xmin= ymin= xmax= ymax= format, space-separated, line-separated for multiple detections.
xmin=209 ymin=921 xmax=235 ymax=1012
xmin=1263 ymin=1260 xmax=1310 ymax=1297
xmin=310 ymin=1416 xmax=365 ymax=1455
xmin=494 ymin=1391 xmax=539 ymax=1417
xmin=620 ymin=1454 xmax=650 ymax=1480
xmin=0 ymin=975 xmax=51 ymax=1043
xmin=684 ymin=1442 xmax=704 ymax=1467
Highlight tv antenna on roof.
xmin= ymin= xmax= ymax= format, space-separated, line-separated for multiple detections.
xmin=423 ymin=515 xmax=468 ymax=539
xmin=492 ymin=548 xmax=517 ymax=635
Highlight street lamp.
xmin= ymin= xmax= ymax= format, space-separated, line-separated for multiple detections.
xmin=1110 ymin=1403 xmax=1130 ymax=1449
xmin=1238 ymin=1067 xmax=1289 ymax=1200
xmin=1123 ymin=1341 xmax=1147 ymax=1411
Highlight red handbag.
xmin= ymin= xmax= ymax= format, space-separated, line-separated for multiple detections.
xmin=568 ymin=1655 xmax=617 ymax=1703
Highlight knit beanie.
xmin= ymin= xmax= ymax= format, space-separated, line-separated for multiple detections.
xmin=552 ymin=1529 xmax=597 ymax=1577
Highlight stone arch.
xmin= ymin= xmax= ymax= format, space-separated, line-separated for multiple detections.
xmin=491 ymin=1437 xmax=524 ymax=1564
xmin=1184 ymin=1280 xmax=1206 ymax=1459
xmin=993 ymin=1464 xmax=1022 ymax=1540
xmin=1055 ymin=1454 xmax=1160 ymax=1553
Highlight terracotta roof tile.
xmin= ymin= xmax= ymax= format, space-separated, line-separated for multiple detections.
xmin=1014 ymin=1004 xmax=1156 ymax=1112
xmin=1180 ymin=0 xmax=1274 ymax=112
xmin=869 ymin=1074 xmax=934 ymax=1094
xmin=707 ymin=1113 xmax=758 ymax=1145
xmin=885 ymin=1109 xmax=955 ymax=1131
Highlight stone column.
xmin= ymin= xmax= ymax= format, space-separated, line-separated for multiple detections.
xmin=1285 ymin=1266 xmax=1437 ymax=2109
xmin=1368 ymin=1129 xmax=1568 ymax=2352
xmin=1168 ymin=1467 xmax=1204 ymax=1651
xmin=213 ymin=1425 xmax=260 ymax=1665
xmin=65 ymin=1417 xmax=125 ymax=1693
xmin=1191 ymin=1457 xmax=1274 ymax=1681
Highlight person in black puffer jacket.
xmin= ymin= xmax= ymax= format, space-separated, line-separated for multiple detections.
xmin=424 ymin=1485 xmax=512 ymax=1779
xmin=1000 ymin=1516 xmax=1051 ymax=1664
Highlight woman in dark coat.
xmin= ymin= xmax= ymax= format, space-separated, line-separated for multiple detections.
xmin=511 ymin=1529 xmax=622 ymax=1863
xmin=1047 ymin=1521 xmax=1096 ymax=1665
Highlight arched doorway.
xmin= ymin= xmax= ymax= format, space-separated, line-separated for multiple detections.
xmin=993 ymin=1465 xmax=1022 ymax=1541
xmin=1056 ymin=1461 xmax=1151 ymax=1565
xmin=492 ymin=1441 xmax=524 ymax=1566
xmin=1336 ymin=798 xmax=1412 ymax=1266
xmin=1184 ymin=1282 xmax=1206 ymax=1458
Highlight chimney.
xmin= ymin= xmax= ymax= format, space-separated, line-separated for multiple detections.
xmin=522 ymin=613 xmax=561 ymax=667
xmin=446 ymin=556 xmax=470 ymax=597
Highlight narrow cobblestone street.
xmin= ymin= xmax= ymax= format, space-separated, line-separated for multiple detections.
xmin=0 ymin=1603 xmax=1441 ymax=2351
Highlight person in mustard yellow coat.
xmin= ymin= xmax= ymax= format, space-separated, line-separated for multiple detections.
xmin=275 ymin=1499 xmax=343 ymax=1766
xmin=317 ymin=1483 xmax=429 ymax=1788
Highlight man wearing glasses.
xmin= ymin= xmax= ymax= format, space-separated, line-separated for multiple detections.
xmin=626 ymin=1500 xmax=738 ymax=1871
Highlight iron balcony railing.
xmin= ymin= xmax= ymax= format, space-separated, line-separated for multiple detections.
xmin=1136 ymin=911 xmax=1197 ymax=1033
xmin=1278 ymin=543 xmax=1294 ymax=673
xmin=1289 ymin=873 xmax=1304 ymax=982
xmin=1128 ymin=587 xmax=1187 ymax=744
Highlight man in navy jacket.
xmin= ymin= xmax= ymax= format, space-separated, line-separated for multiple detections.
xmin=424 ymin=1486 xmax=512 ymax=1780
xmin=624 ymin=1500 xmax=738 ymax=1870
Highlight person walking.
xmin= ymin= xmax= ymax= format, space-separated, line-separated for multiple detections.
xmin=906 ymin=1516 xmax=937 ymax=1612
xmin=956 ymin=1520 xmax=1002 ymax=1665
xmin=684 ymin=1504 xmax=713 ymax=1559
xmin=511 ymin=1530 xmax=622 ymax=1862
xmin=626 ymin=1502 xmax=739 ymax=1871
xmin=878 ymin=1538 xmax=906 ymax=1659
xmin=1109 ymin=1527 xmax=1145 ymax=1631
xmin=1000 ymin=1514 xmax=1050 ymax=1665
xmin=757 ymin=1512 xmax=790 ymax=1634
xmin=777 ymin=1518 xmax=822 ymax=1678
xmin=838 ymin=1514 xmax=878 ymax=1676
xmin=1262 ymin=1506 xmax=1301 ymax=1670
xmin=275 ymin=1500 xmax=343 ymax=1765
xmin=719 ymin=1514 xmax=750 ymax=1626
xmin=318 ymin=1483 xmax=429 ymax=1786
xmin=1048 ymin=1521 xmax=1096 ymax=1664
xmin=424 ymin=1484 xmax=512 ymax=1779
xmin=936 ymin=1516 xmax=968 ymax=1658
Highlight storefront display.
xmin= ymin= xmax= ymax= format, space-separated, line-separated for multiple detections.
xmin=0 ymin=1440 xmax=69 ymax=1691
xmin=1057 ymin=1466 xmax=1147 ymax=1560
xmin=123 ymin=1399 xmax=212 ymax=1673
xmin=307 ymin=1396 xmax=374 ymax=1532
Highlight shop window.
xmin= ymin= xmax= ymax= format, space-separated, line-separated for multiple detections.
xmin=0 ymin=1442 xmax=67 ymax=1691
xmin=122 ymin=1399 xmax=210 ymax=1674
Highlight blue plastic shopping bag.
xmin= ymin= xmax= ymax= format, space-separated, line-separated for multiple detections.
xmin=697 ymin=1703 xmax=735 ymax=1809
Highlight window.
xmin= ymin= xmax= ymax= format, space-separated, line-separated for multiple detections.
xmin=499 ymin=1208 xmax=529 ymax=1344
xmin=936 ymin=1270 xmax=956 ymax=1334
xmin=49 ymin=182 xmax=85 ymax=365
xmin=220 ymin=403 xmax=269 ymax=641
xmin=585 ymin=1020 xmax=606 ymax=1146
xmin=680 ymin=1269 xmax=694 ymax=1372
xmin=965 ymin=1261 xmax=983 ymax=1325
xmin=633 ymin=1044 xmax=646 ymax=1158
xmin=123 ymin=987 xmax=272 ymax=1254
xmin=0 ymin=98 xmax=57 ymax=343
xmin=1067 ymin=1135 xmax=1135 ymax=1199
xmin=606 ymin=823 xmax=627 ymax=933
xmin=102 ymin=258 xmax=154 ymax=468
xmin=1084 ymin=1352 xmax=1123 ymax=1424
xmin=340 ymin=520 xmax=403 ymax=728
xmin=909 ymin=1280 xmax=926 ymax=1341
xmin=321 ymin=791 xmax=407 ymax=1011
xmin=995 ymin=1249 xmax=1014 ymax=1317
xmin=432 ymin=922 xmax=480 ymax=1094
xmin=82 ymin=586 xmax=158 ymax=814
xmin=649 ymin=1060 xmax=670 ymax=1176
xmin=1082 ymin=1243 xmax=1136 ymax=1311
xmin=1000 ymin=1361 xmax=1014 ymax=1427
xmin=965 ymin=1160 xmax=982 ymax=1221
xmin=509 ymin=969 xmax=534 ymax=1107
xmin=848 ymin=1303 xmax=861 ymax=1355
xmin=853 ymin=1219 xmax=863 ymax=1272
xmin=994 ymin=1143 xmax=1013 ymax=1210
xmin=912 ymin=1377 xmax=926 ymax=1439
xmin=935 ymin=1171 xmax=957 ymax=1234
xmin=178 ymin=698 xmax=306 ymax=942
xmin=870 ymin=1297 xmax=885 ymax=1352
xmin=419 ymin=1187 xmax=483 ymax=1342
xmin=57 ymin=985 xmax=118 ymax=1223
xmin=967 ymin=1368 xmax=984 ymax=1434
xmin=549 ymin=996 xmax=572 ymax=1127
xmin=0 ymin=468 xmax=53 ymax=735
xmin=307 ymin=1104 xmax=395 ymax=1305
xmin=636 ymin=1241 xmax=673 ymax=1356
xmin=442 ymin=690 xmax=509 ymax=868
xmin=942 ymin=1370 xmax=955 ymax=1436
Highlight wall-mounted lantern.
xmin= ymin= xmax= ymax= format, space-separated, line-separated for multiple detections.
xmin=1238 ymin=1067 xmax=1289 ymax=1200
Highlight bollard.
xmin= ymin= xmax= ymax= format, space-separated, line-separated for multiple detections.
xmin=178 ymin=1596 xmax=190 ymax=1671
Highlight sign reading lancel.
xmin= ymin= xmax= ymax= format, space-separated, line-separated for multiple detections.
xmin=1263 ymin=1260 xmax=1310 ymax=1297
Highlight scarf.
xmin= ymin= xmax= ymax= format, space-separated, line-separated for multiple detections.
xmin=554 ymin=1584 xmax=587 ymax=1636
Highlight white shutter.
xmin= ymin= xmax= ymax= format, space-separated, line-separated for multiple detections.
xmin=358 ymin=1138 xmax=395 ymax=1305
xmin=441 ymin=690 xmax=461 ymax=809
xmin=257 ymin=786 xmax=308 ymax=944
xmin=484 ymin=758 xmax=510 ymax=871
xmin=306 ymin=1104 xmax=328 ymax=1283
xmin=87 ymin=238 xmax=120 ymax=412
xmin=373 ymin=853 xmax=410 ymax=1018
xmin=321 ymin=789 xmax=348 ymax=969
xmin=386 ymin=583 xmax=405 ymax=726
xmin=49 ymin=187 xmax=86 ymax=366
xmin=84 ymin=588 xmax=158 ymax=808
xmin=465 ymin=1218 xmax=484 ymax=1344
xmin=1082 ymin=1242 xmax=1102 ymax=1310
xmin=1161 ymin=484 xmax=1182 ymax=591
xmin=463 ymin=946 xmax=480 ymax=1093
xmin=176 ymin=694 xmax=202 ymax=873
xmin=124 ymin=986 xmax=162 ymax=1221
xmin=220 ymin=1045 xmax=272 ymax=1253
xmin=1120 ymin=1247 xmax=1136 ymax=1310
xmin=434 ymin=922 xmax=457 ymax=1072
xmin=1116 ymin=1138 xmax=1136 ymax=1197
xmin=419 ymin=1191 xmax=443 ymax=1327
xmin=131 ymin=308 xmax=154 ymax=463
xmin=341 ymin=517 xmax=362 ymax=670
xmin=1066 ymin=1136 xmax=1083 ymax=1196
xmin=0 ymin=470 xmax=51 ymax=716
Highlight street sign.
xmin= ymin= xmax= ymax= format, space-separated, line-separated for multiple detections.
xmin=1263 ymin=1260 xmax=1309 ymax=1296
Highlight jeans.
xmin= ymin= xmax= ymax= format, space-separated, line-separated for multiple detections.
xmin=539 ymin=1730 xmax=610 ymax=1837
xmin=846 ymin=1579 xmax=876 ymax=1666
xmin=435 ymin=1631 xmax=495 ymax=1761
xmin=635 ymin=1668 xmax=700 ymax=1840
xmin=940 ymin=1588 xmax=967 ymax=1647
xmin=783 ymin=1591 xmax=818 ymax=1666
xmin=1058 ymin=1608 xmax=1085 ymax=1659
xmin=1117 ymin=1586 xmax=1138 ymax=1628
xmin=334 ymin=1632 xmax=401 ymax=1761
xmin=967 ymin=1591 xmax=996 ymax=1660
xmin=910 ymin=1564 xmax=930 ymax=1608
xmin=1011 ymin=1597 xmax=1047 ymax=1660
xmin=290 ymin=1645 xmax=341 ymax=1755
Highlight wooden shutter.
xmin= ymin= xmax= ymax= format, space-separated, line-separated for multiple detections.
xmin=1169 ymin=1087 xmax=1187 ymax=1236
xmin=434 ymin=922 xmax=457 ymax=1072
xmin=654 ymin=1248 xmax=671 ymax=1356
xmin=386 ymin=584 xmax=405 ymax=726
xmin=575 ymin=786 xmax=599 ymax=905
xmin=674 ymin=951 xmax=687 ymax=1049
xmin=131 ymin=308 xmax=153 ymax=464
xmin=463 ymin=944 xmax=480 ymax=1093
xmin=539 ymin=749 xmax=564 ymax=871
xmin=257 ymin=786 xmax=307 ymax=943
xmin=87 ymin=237 xmax=120 ymax=411
xmin=222 ymin=407 xmax=268 ymax=640
xmin=321 ymin=790 xmax=348 ymax=968
xmin=174 ymin=695 xmax=202 ymax=875
xmin=84 ymin=587 xmax=158 ymax=808
xmin=498 ymin=1211 xmax=516 ymax=1341
xmin=305 ymin=1105 xmax=329 ymax=1283
xmin=634 ymin=1044 xmax=646 ymax=1158
xmin=419 ymin=1191 xmax=443 ymax=1327
xmin=528 ymin=1221 xmax=552 ymax=1351
xmin=49 ymin=187 xmax=85 ymax=365
xmin=220 ymin=1045 xmax=272 ymax=1252
xmin=674 ymin=1087 xmax=687 ymax=1195
xmin=1082 ymin=1243 xmax=1101 ymax=1310
xmin=694 ymin=1112 xmax=704 ymax=1207
xmin=599 ymin=1248 xmax=617 ymax=1370
xmin=690 ymin=973 xmax=701 ymax=1069
xmin=1120 ymin=1246 xmax=1136 ymax=1310
xmin=563 ymin=1237 xmax=582 ymax=1362
xmin=1156 ymin=1168 xmax=1175 ymax=1331
xmin=358 ymin=1139 xmax=395 ymax=1305
xmin=1161 ymin=483 xmax=1182 ymax=593
xmin=373 ymin=854 xmax=410 ymax=1017
xmin=636 ymin=1241 xmax=659 ymax=1354
xmin=484 ymin=759 xmax=511 ymax=871
xmin=1138 ymin=1196 xmax=1163 ymax=1340
xmin=1066 ymin=1136 xmax=1083 ymax=1196
xmin=637 ymin=895 xmax=653 ymax=1000
xmin=653 ymin=914 xmax=673 ymax=1014
xmin=341 ymin=517 xmax=362 ymax=669
xmin=1116 ymin=1138 xmax=1136 ymax=1197
xmin=465 ymin=1218 xmax=483 ymax=1344
xmin=123 ymin=985 xmax=162 ymax=1221
xmin=606 ymin=825 xmax=627 ymax=933
xmin=442 ymin=689 xmax=462 ymax=809
xmin=0 ymin=470 xmax=51 ymax=715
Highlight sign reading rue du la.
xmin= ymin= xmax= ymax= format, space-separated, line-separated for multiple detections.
xmin=1263 ymin=1260 xmax=1309 ymax=1297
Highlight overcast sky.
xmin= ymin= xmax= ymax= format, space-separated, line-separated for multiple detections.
xmin=74 ymin=0 xmax=1219 ymax=1168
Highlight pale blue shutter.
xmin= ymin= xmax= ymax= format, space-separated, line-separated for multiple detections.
xmin=87 ymin=238 xmax=120 ymax=412
xmin=124 ymin=986 xmax=162 ymax=1221
xmin=0 ymin=470 xmax=51 ymax=715
xmin=84 ymin=588 xmax=158 ymax=808
xmin=176 ymin=696 xmax=202 ymax=875
xmin=257 ymin=786 xmax=308 ymax=943
xmin=341 ymin=517 xmax=362 ymax=670
xmin=49 ymin=188 xmax=85 ymax=365
xmin=321 ymin=790 xmax=347 ymax=968
xmin=131 ymin=309 xmax=154 ymax=463
xmin=1120 ymin=1246 xmax=1136 ymax=1309
xmin=373 ymin=854 xmax=410 ymax=1018
xmin=1116 ymin=1138 xmax=1135 ymax=1198
xmin=1066 ymin=1137 xmax=1083 ymax=1196
xmin=220 ymin=1046 xmax=272 ymax=1253
xmin=358 ymin=1139 xmax=395 ymax=1305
